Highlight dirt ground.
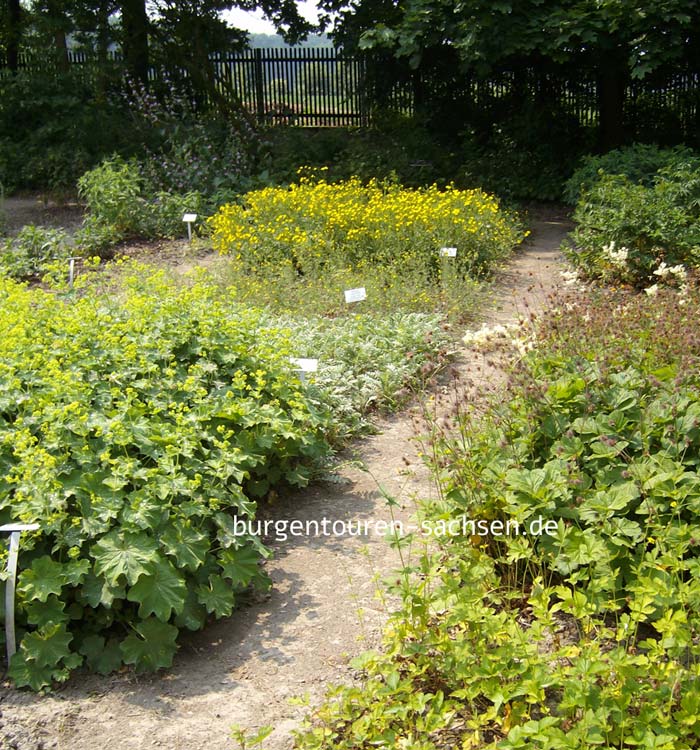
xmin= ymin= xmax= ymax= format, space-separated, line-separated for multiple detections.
xmin=2 ymin=197 xmax=85 ymax=235
xmin=0 ymin=205 xmax=571 ymax=750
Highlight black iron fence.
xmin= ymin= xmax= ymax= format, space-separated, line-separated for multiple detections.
xmin=1 ymin=47 xmax=698 ymax=140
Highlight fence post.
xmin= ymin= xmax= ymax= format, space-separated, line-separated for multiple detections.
xmin=254 ymin=48 xmax=265 ymax=122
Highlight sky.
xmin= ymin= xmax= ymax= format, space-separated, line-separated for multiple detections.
xmin=223 ymin=1 xmax=320 ymax=35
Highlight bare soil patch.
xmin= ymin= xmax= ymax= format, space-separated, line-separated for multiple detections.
xmin=2 ymin=197 xmax=84 ymax=235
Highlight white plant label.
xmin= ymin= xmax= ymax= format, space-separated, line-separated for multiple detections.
xmin=290 ymin=358 xmax=319 ymax=373
xmin=440 ymin=247 xmax=457 ymax=257
xmin=344 ymin=287 xmax=367 ymax=303
xmin=182 ymin=213 xmax=198 ymax=223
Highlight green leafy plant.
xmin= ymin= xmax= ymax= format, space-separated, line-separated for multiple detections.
xmin=0 ymin=224 xmax=73 ymax=279
xmin=564 ymin=143 xmax=700 ymax=205
xmin=0 ymin=266 xmax=331 ymax=689
xmin=566 ymin=164 xmax=700 ymax=285
xmin=76 ymin=157 xmax=203 ymax=254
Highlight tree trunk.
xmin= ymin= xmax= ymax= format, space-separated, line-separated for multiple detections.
xmin=7 ymin=0 xmax=21 ymax=72
xmin=95 ymin=0 xmax=111 ymax=100
xmin=597 ymin=60 xmax=628 ymax=150
xmin=53 ymin=29 xmax=70 ymax=71
xmin=44 ymin=0 xmax=70 ymax=71
xmin=121 ymin=0 xmax=149 ymax=84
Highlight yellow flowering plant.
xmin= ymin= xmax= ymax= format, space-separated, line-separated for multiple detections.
xmin=208 ymin=173 xmax=526 ymax=294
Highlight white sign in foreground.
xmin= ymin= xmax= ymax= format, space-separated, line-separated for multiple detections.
xmin=344 ymin=287 xmax=367 ymax=304
xmin=440 ymin=247 xmax=457 ymax=257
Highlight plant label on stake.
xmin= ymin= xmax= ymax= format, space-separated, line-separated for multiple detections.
xmin=439 ymin=248 xmax=457 ymax=288
xmin=344 ymin=287 xmax=367 ymax=304
xmin=182 ymin=213 xmax=197 ymax=242
xmin=68 ymin=257 xmax=77 ymax=288
xmin=0 ymin=523 xmax=40 ymax=662
xmin=290 ymin=357 xmax=318 ymax=384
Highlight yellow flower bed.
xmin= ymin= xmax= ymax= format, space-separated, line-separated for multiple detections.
xmin=209 ymin=174 xmax=526 ymax=279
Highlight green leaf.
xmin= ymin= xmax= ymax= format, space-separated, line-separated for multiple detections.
xmin=160 ymin=522 xmax=209 ymax=573
xmin=79 ymin=572 xmax=126 ymax=608
xmin=218 ymin=545 xmax=263 ymax=588
xmin=79 ymin=634 xmax=123 ymax=675
xmin=174 ymin=587 xmax=208 ymax=631
xmin=8 ymin=652 xmax=56 ymax=692
xmin=247 ymin=477 xmax=269 ymax=497
xmin=18 ymin=556 xmax=65 ymax=602
xmin=25 ymin=595 xmax=69 ymax=627
xmin=92 ymin=531 xmax=159 ymax=585
xmin=120 ymin=494 xmax=168 ymax=530
xmin=120 ymin=618 xmax=179 ymax=672
xmin=18 ymin=621 xmax=75 ymax=668
xmin=63 ymin=558 xmax=91 ymax=586
xmin=196 ymin=574 xmax=235 ymax=617
xmin=127 ymin=559 xmax=187 ymax=621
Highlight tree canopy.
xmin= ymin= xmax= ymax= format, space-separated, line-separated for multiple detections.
xmin=319 ymin=0 xmax=700 ymax=147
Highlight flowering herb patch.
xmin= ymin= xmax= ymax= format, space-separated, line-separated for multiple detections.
xmin=566 ymin=163 xmax=700 ymax=287
xmin=209 ymin=173 xmax=526 ymax=281
xmin=0 ymin=269 xmax=331 ymax=689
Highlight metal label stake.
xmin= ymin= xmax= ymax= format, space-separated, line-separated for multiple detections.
xmin=1 ymin=523 xmax=40 ymax=663
xmin=290 ymin=357 xmax=319 ymax=384
xmin=182 ymin=213 xmax=197 ymax=243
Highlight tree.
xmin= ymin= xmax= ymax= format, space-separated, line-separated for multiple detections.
xmin=325 ymin=0 xmax=700 ymax=149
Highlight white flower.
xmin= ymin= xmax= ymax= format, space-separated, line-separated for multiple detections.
xmin=560 ymin=269 xmax=579 ymax=286
xmin=653 ymin=261 xmax=688 ymax=287
xmin=463 ymin=322 xmax=523 ymax=352
xmin=644 ymin=284 xmax=659 ymax=297
xmin=653 ymin=261 xmax=670 ymax=278
xmin=669 ymin=264 xmax=687 ymax=281
xmin=602 ymin=241 xmax=629 ymax=268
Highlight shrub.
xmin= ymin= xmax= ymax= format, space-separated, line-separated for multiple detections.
xmin=209 ymin=174 xmax=525 ymax=280
xmin=0 ymin=71 xmax=130 ymax=195
xmin=0 ymin=268 xmax=330 ymax=689
xmin=563 ymin=143 xmax=700 ymax=205
xmin=76 ymin=157 xmax=203 ymax=253
xmin=126 ymin=79 xmax=262 ymax=202
xmin=566 ymin=164 xmax=700 ymax=285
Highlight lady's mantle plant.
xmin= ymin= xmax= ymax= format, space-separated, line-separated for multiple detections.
xmin=0 ymin=267 xmax=330 ymax=689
